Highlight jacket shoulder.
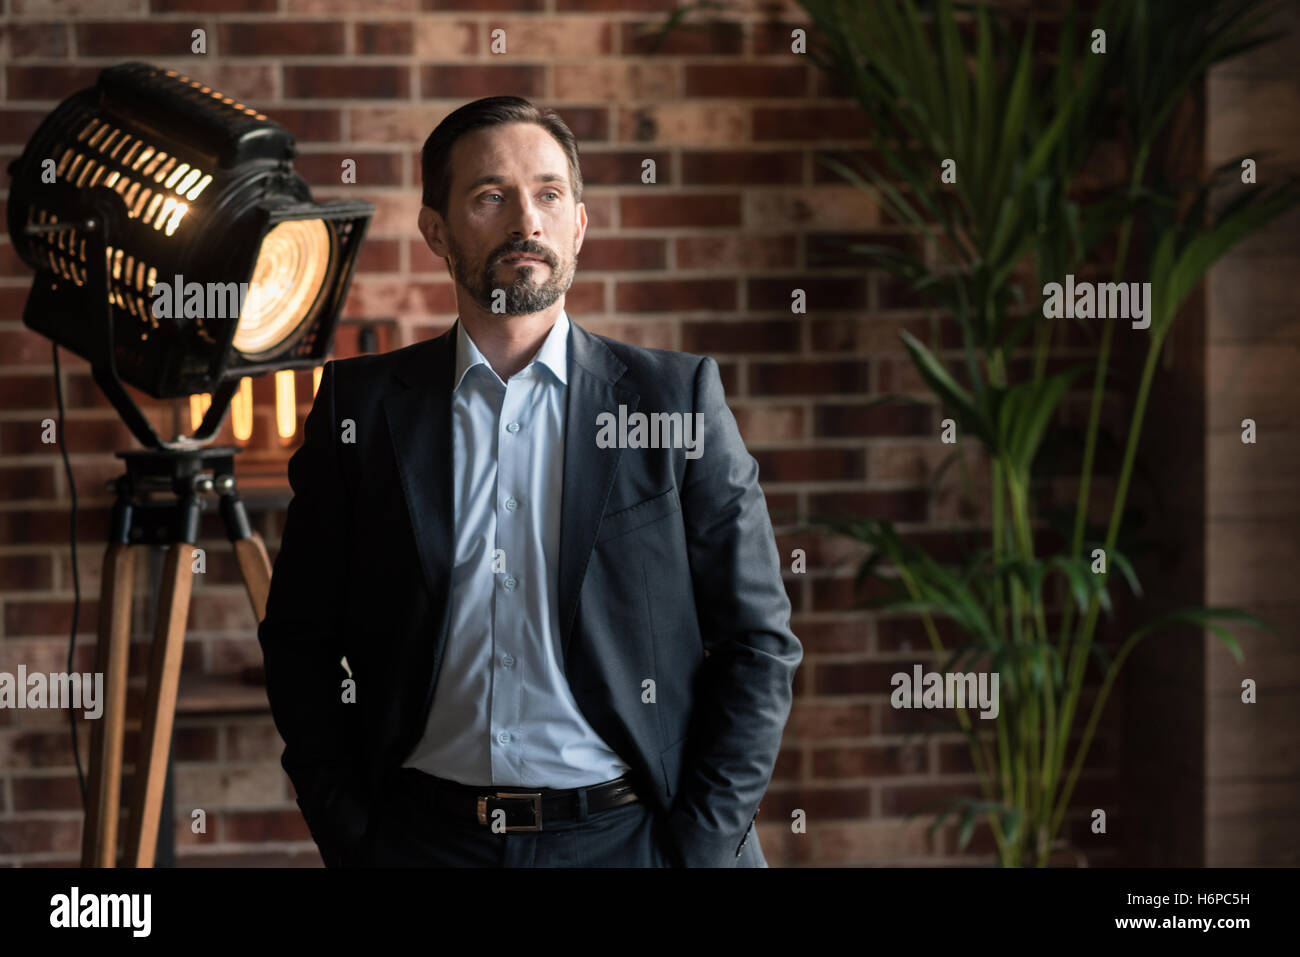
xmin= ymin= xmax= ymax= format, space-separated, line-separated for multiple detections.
xmin=586 ymin=331 xmax=711 ymax=396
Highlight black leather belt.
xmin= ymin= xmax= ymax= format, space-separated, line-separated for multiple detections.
xmin=396 ymin=768 xmax=641 ymax=831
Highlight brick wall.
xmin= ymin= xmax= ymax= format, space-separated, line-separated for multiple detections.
xmin=0 ymin=0 xmax=1133 ymax=866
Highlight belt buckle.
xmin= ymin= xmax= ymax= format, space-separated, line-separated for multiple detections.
xmin=477 ymin=792 xmax=543 ymax=831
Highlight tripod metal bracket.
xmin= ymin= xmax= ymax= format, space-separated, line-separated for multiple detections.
xmin=107 ymin=446 xmax=253 ymax=547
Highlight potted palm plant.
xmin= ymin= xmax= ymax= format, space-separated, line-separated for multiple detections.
xmin=791 ymin=0 xmax=1300 ymax=866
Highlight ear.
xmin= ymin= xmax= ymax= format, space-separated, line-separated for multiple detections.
xmin=418 ymin=205 xmax=449 ymax=259
xmin=573 ymin=200 xmax=588 ymax=258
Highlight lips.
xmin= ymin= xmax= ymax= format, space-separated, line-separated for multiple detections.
xmin=503 ymin=256 xmax=546 ymax=265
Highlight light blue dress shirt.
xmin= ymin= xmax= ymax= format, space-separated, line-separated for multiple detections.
xmin=400 ymin=310 xmax=631 ymax=788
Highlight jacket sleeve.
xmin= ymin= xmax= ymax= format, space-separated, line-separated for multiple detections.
xmin=257 ymin=359 xmax=369 ymax=868
xmin=662 ymin=355 xmax=803 ymax=867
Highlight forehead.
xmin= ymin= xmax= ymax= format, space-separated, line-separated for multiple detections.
xmin=449 ymin=122 xmax=569 ymax=184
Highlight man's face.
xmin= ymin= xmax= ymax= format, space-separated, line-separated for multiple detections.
xmin=420 ymin=122 xmax=585 ymax=317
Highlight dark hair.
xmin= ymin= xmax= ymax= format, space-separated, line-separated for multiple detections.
xmin=420 ymin=96 xmax=583 ymax=220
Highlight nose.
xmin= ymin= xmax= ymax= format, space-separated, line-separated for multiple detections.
xmin=506 ymin=192 xmax=544 ymax=243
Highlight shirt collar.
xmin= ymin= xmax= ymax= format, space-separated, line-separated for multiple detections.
xmin=453 ymin=310 xmax=570 ymax=391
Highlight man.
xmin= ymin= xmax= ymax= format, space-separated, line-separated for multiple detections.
xmin=257 ymin=95 xmax=802 ymax=868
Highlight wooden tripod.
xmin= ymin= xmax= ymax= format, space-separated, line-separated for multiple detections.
xmin=80 ymin=447 xmax=272 ymax=867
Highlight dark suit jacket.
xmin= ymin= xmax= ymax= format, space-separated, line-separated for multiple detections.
xmin=257 ymin=317 xmax=802 ymax=868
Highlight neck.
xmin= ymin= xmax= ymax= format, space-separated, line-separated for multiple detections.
xmin=458 ymin=299 xmax=565 ymax=381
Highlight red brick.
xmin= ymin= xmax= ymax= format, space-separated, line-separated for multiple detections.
xmin=425 ymin=0 xmax=541 ymax=8
xmin=420 ymin=65 xmax=544 ymax=99
xmin=880 ymin=782 xmax=983 ymax=816
xmin=812 ymin=661 xmax=921 ymax=697
xmin=814 ymin=403 xmax=933 ymax=437
xmin=218 ymin=22 xmax=346 ymax=55
xmin=577 ymin=237 xmax=666 ymax=272
xmin=3 ymin=731 xmax=79 ymax=769
xmin=579 ymin=151 xmax=672 ymax=186
xmin=11 ymin=775 xmax=84 ymax=812
xmin=751 ymin=360 xmax=871 ymax=396
xmin=293 ymin=151 xmax=403 ymax=187
xmin=2 ymin=24 xmax=69 ymax=58
xmin=754 ymin=20 xmax=825 ymax=55
xmin=223 ymin=808 xmax=312 ymax=842
xmin=559 ymin=0 xmax=673 ymax=8
xmin=684 ymin=64 xmax=809 ymax=98
xmin=810 ymin=316 xmax=930 ymax=353
xmin=0 ymin=818 xmax=81 ymax=855
xmin=225 ymin=722 xmax=285 ymax=761
xmin=786 ymin=702 xmax=872 ymax=739
xmin=765 ymin=491 xmax=798 ymax=518
xmin=877 ymin=275 xmax=932 ymax=310
xmin=174 ymin=726 xmax=221 ymax=761
xmin=0 ymin=374 xmax=55 ymax=410
xmin=809 ymin=489 xmax=929 ymax=523
xmin=561 ymin=280 xmax=605 ymax=316
xmin=876 ymin=616 xmax=965 ymax=652
xmin=620 ymin=19 xmax=742 ymax=55
xmin=154 ymin=0 xmax=276 ymax=9
xmin=675 ymin=235 xmax=798 ymax=271
xmin=681 ymin=150 xmax=803 ymax=185
xmin=355 ymin=21 xmax=414 ymax=55
xmin=813 ymin=743 xmax=928 ymax=777
xmin=5 ymin=65 xmax=100 ymax=101
xmin=75 ymin=22 xmax=197 ymax=55
xmin=752 ymin=448 xmax=866 ymax=483
xmin=749 ymin=277 xmax=866 ymax=311
xmin=274 ymin=108 xmax=344 ymax=143
xmin=811 ymin=574 xmax=892 ymax=612
xmin=552 ymin=106 xmax=609 ymax=142
xmin=614 ymin=278 xmax=736 ymax=313
xmin=680 ymin=319 xmax=799 ymax=354
xmin=3 ymin=599 xmax=100 ymax=637
xmin=807 ymin=230 xmax=923 ymax=268
xmin=284 ymin=65 xmax=410 ymax=100
xmin=356 ymin=238 xmax=403 ymax=274
xmin=789 ymin=618 xmax=870 ymax=655
xmin=619 ymin=194 xmax=740 ymax=228
xmin=760 ymin=787 xmax=873 ymax=821
xmin=0 ymin=109 xmax=50 ymax=144
xmin=753 ymin=107 xmax=871 ymax=142
xmin=771 ymin=746 xmax=801 ymax=783
xmin=0 ymin=553 xmax=55 ymax=590
xmin=733 ymin=404 xmax=805 ymax=443
xmin=581 ymin=195 xmax=615 ymax=228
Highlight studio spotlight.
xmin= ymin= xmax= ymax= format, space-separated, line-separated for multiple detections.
xmin=4 ymin=62 xmax=374 ymax=869
xmin=6 ymin=60 xmax=372 ymax=449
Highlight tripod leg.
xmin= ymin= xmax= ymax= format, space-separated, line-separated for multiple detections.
xmin=81 ymin=542 xmax=136 ymax=868
xmin=234 ymin=533 xmax=273 ymax=623
xmin=124 ymin=541 xmax=193 ymax=868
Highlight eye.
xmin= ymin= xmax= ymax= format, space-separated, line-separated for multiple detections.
xmin=483 ymin=192 xmax=503 ymax=203
xmin=542 ymin=191 xmax=560 ymax=201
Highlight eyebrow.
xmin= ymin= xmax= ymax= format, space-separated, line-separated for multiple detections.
xmin=464 ymin=173 xmax=568 ymax=193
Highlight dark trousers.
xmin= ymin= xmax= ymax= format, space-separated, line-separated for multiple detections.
xmin=357 ymin=768 xmax=766 ymax=867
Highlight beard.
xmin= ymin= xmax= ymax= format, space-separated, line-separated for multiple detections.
xmin=446 ymin=231 xmax=577 ymax=317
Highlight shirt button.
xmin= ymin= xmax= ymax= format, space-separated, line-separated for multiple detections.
xmin=503 ymin=576 xmax=517 ymax=590
xmin=497 ymin=731 xmax=511 ymax=745
xmin=501 ymin=654 xmax=515 ymax=668
xmin=506 ymin=421 xmax=521 ymax=434
xmin=504 ymin=496 xmax=518 ymax=511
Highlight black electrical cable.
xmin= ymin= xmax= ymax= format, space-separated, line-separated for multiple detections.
xmin=52 ymin=342 xmax=88 ymax=811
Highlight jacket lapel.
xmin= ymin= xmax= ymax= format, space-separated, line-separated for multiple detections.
xmin=383 ymin=325 xmax=457 ymax=711
xmin=557 ymin=321 xmax=640 ymax=660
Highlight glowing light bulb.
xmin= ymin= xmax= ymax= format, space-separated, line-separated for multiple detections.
xmin=231 ymin=377 xmax=253 ymax=441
